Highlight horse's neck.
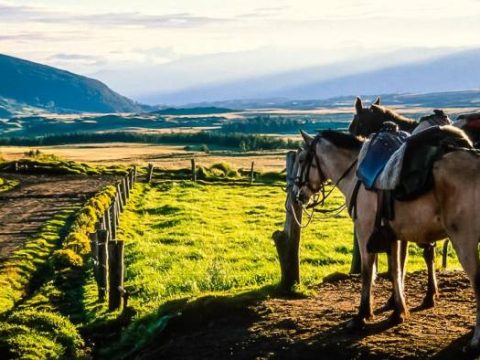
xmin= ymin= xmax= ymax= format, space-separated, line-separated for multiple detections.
xmin=319 ymin=144 xmax=358 ymax=203
xmin=386 ymin=113 xmax=417 ymax=131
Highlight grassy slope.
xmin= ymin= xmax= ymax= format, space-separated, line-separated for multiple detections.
xmin=98 ymin=181 xmax=460 ymax=357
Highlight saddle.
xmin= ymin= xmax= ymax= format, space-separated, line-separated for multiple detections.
xmin=354 ymin=123 xmax=473 ymax=253
xmin=357 ymin=122 xmax=409 ymax=189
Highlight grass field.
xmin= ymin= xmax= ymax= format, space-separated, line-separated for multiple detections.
xmin=92 ymin=179 xmax=460 ymax=357
xmin=0 ymin=144 xmax=287 ymax=171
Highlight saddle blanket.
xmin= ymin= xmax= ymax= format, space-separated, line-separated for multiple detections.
xmin=359 ymin=125 xmax=473 ymax=200
xmin=357 ymin=129 xmax=409 ymax=189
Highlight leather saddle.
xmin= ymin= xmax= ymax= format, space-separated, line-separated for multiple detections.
xmin=357 ymin=122 xmax=409 ymax=190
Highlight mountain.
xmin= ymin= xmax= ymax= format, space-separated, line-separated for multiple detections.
xmin=143 ymin=48 xmax=480 ymax=106
xmin=0 ymin=53 xmax=143 ymax=114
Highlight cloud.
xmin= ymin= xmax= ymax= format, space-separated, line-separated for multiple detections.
xmin=49 ymin=53 xmax=103 ymax=62
xmin=238 ymin=5 xmax=289 ymax=19
xmin=0 ymin=3 xmax=225 ymax=28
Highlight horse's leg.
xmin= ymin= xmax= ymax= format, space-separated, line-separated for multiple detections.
xmin=421 ymin=243 xmax=438 ymax=309
xmin=389 ymin=239 xmax=409 ymax=324
xmin=384 ymin=241 xmax=408 ymax=311
xmin=349 ymin=224 xmax=376 ymax=329
xmin=450 ymin=238 xmax=480 ymax=349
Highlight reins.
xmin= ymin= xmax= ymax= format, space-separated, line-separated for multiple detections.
xmin=287 ymin=136 xmax=358 ymax=228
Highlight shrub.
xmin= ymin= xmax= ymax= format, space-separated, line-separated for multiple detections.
xmin=52 ymin=249 xmax=84 ymax=269
xmin=8 ymin=310 xmax=84 ymax=357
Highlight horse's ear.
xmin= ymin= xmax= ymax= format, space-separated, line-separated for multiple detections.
xmin=372 ymin=96 xmax=381 ymax=106
xmin=300 ymin=130 xmax=313 ymax=145
xmin=355 ymin=97 xmax=363 ymax=114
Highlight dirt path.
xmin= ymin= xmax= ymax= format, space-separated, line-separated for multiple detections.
xmin=0 ymin=173 xmax=113 ymax=261
xmin=137 ymin=271 xmax=478 ymax=360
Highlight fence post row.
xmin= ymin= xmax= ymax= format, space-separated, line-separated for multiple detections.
xmin=88 ymin=169 xmax=134 ymax=310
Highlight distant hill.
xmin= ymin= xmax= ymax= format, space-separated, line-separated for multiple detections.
xmin=0 ymin=53 xmax=143 ymax=114
xmin=184 ymin=90 xmax=480 ymax=110
xmin=152 ymin=106 xmax=238 ymax=115
xmin=148 ymin=48 xmax=480 ymax=105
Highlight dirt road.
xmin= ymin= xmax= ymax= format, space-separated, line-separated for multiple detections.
xmin=0 ymin=173 xmax=112 ymax=261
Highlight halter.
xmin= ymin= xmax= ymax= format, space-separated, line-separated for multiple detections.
xmin=289 ymin=135 xmax=358 ymax=228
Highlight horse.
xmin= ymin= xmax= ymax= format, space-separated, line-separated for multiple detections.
xmin=349 ymin=96 xmax=476 ymax=139
xmin=348 ymin=97 xmax=417 ymax=137
xmin=348 ymin=97 xmax=455 ymax=309
xmin=293 ymin=129 xmax=480 ymax=349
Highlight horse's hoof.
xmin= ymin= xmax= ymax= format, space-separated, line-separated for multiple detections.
xmin=463 ymin=339 xmax=480 ymax=355
xmin=347 ymin=316 xmax=366 ymax=331
xmin=389 ymin=310 xmax=409 ymax=325
xmin=379 ymin=297 xmax=395 ymax=312
xmin=420 ymin=296 xmax=435 ymax=309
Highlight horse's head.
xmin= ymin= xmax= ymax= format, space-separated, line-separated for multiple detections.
xmin=293 ymin=130 xmax=363 ymax=208
xmin=348 ymin=96 xmax=383 ymax=137
xmin=294 ymin=131 xmax=334 ymax=204
xmin=293 ymin=130 xmax=327 ymax=204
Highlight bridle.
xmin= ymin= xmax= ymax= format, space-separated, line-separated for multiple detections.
xmin=288 ymin=135 xmax=358 ymax=228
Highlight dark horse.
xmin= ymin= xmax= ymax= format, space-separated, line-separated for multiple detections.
xmin=347 ymin=97 xmax=452 ymax=308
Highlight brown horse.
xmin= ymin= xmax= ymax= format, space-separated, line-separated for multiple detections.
xmin=348 ymin=97 xmax=417 ymax=137
xmin=293 ymin=130 xmax=480 ymax=349
xmin=348 ymin=97 xmax=454 ymax=309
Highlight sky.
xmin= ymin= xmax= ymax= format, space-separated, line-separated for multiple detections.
xmin=1 ymin=0 xmax=480 ymax=101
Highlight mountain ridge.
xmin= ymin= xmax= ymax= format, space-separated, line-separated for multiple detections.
xmin=0 ymin=53 xmax=143 ymax=114
xmin=144 ymin=48 xmax=480 ymax=106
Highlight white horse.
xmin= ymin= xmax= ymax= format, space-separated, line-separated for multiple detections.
xmin=294 ymin=130 xmax=480 ymax=349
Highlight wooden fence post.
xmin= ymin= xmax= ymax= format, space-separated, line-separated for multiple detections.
xmin=250 ymin=161 xmax=255 ymax=184
xmin=125 ymin=175 xmax=131 ymax=199
xmin=130 ymin=166 xmax=136 ymax=186
xmin=191 ymin=159 xmax=197 ymax=182
xmin=350 ymin=230 xmax=361 ymax=274
xmin=108 ymin=240 xmax=125 ymax=311
xmin=109 ymin=205 xmax=117 ymax=239
xmin=272 ymin=151 xmax=302 ymax=292
xmin=97 ymin=229 xmax=109 ymax=301
xmin=116 ymin=184 xmax=124 ymax=213
xmin=147 ymin=163 xmax=154 ymax=184
xmin=89 ymin=231 xmax=100 ymax=286
xmin=442 ymin=239 xmax=449 ymax=268
xmin=105 ymin=208 xmax=112 ymax=241
xmin=120 ymin=179 xmax=128 ymax=205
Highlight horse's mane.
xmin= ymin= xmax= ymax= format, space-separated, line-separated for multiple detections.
xmin=319 ymin=130 xmax=364 ymax=150
xmin=371 ymin=104 xmax=416 ymax=126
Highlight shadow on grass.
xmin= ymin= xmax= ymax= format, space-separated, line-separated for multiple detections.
xmin=86 ymin=284 xmax=308 ymax=359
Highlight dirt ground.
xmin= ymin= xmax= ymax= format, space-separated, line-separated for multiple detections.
xmin=136 ymin=271 xmax=479 ymax=360
xmin=0 ymin=173 xmax=113 ymax=261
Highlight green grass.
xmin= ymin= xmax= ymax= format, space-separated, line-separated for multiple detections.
xmin=94 ymin=180 xmax=460 ymax=357
xmin=0 ymin=185 xmax=117 ymax=359
xmin=0 ymin=210 xmax=76 ymax=315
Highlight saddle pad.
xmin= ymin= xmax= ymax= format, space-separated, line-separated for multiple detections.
xmin=357 ymin=131 xmax=409 ymax=189
xmin=374 ymin=144 xmax=407 ymax=190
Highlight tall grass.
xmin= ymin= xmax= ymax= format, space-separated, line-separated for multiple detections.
xmin=95 ymin=181 xmax=458 ymax=357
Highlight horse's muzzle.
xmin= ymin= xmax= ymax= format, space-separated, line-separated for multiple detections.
xmin=295 ymin=188 xmax=310 ymax=204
